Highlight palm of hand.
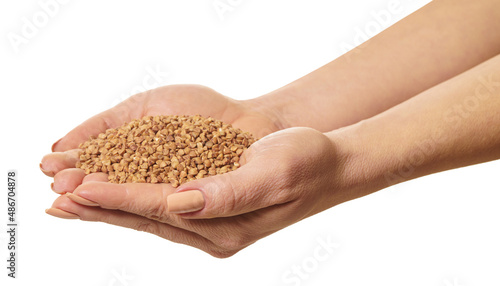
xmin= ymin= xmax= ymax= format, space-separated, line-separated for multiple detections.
xmin=136 ymin=85 xmax=281 ymax=139
xmin=52 ymin=85 xmax=280 ymax=153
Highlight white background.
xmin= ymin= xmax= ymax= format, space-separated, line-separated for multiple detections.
xmin=1 ymin=0 xmax=499 ymax=285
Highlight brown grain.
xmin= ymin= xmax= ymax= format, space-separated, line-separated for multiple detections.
xmin=76 ymin=115 xmax=256 ymax=187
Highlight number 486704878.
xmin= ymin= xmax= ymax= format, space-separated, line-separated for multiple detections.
xmin=8 ymin=172 xmax=16 ymax=221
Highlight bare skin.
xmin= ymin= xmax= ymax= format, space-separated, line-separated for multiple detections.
xmin=252 ymin=0 xmax=500 ymax=131
xmin=41 ymin=0 xmax=500 ymax=257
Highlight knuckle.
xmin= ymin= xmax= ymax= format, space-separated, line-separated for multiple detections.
xmin=208 ymin=249 xmax=237 ymax=259
xmin=218 ymin=194 xmax=236 ymax=217
xmin=205 ymin=175 xmax=237 ymax=216
xmin=78 ymin=209 xmax=101 ymax=222
xmin=120 ymin=185 xmax=169 ymax=221
xmin=134 ymin=220 xmax=160 ymax=234
xmin=143 ymin=202 xmax=168 ymax=221
xmin=212 ymin=233 xmax=251 ymax=253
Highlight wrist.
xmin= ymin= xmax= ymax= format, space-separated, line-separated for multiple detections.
xmin=243 ymin=93 xmax=293 ymax=130
xmin=325 ymin=122 xmax=397 ymax=205
xmin=243 ymin=82 xmax=310 ymax=130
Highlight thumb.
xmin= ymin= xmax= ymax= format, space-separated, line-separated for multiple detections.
xmin=166 ymin=162 xmax=289 ymax=218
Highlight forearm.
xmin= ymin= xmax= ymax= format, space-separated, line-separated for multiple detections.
xmin=250 ymin=0 xmax=500 ymax=131
xmin=329 ymin=54 xmax=500 ymax=206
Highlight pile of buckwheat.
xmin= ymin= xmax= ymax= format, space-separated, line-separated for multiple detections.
xmin=76 ymin=115 xmax=256 ymax=187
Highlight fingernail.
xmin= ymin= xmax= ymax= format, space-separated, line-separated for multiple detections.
xmin=167 ymin=190 xmax=205 ymax=214
xmin=51 ymin=138 xmax=63 ymax=152
xmin=40 ymin=163 xmax=55 ymax=177
xmin=50 ymin=183 xmax=67 ymax=194
xmin=45 ymin=208 xmax=80 ymax=219
xmin=66 ymin=193 xmax=100 ymax=207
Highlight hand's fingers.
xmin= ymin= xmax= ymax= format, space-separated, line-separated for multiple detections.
xmin=52 ymin=182 xmax=286 ymax=257
xmin=82 ymin=172 xmax=110 ymax=183
xmin=52 ymin=168 xmax=86 ymax=194
xmin=45 ymin=208 xmax=79 ymax=219
xmin=66 ymin=180 xmax=262 ymax=242
xmin=50 ymin=196 xmax=236 ymax=258
xmin=47 ymin=196 xmax=223 ymax=256
xmin=70 ymin=181 xmax=179 ymax=223
xmin=52 ymin=99 xmax=144 ymax=152
xmin=49 ymin=193 xmax=298 ymax=257
xmin=40 ymin=149 xmax=81 ymax=177
xmin=51 ymin=170 xmax=109 ymax=194
xmin=168 ymin=159 xmax=296 ymax=219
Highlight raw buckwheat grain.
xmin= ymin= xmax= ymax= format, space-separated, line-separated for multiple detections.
xmin=76 ymin=115 xmax=257 ymax=187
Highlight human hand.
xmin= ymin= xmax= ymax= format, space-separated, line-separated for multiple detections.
xmin=40 ymin=84 xmax=283 ymax=188
xmin=45 ymin=127 xmax=351 ymax=257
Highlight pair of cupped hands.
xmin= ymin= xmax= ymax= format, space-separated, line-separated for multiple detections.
xmin=41 ymin=85 xmax=347 ymax=258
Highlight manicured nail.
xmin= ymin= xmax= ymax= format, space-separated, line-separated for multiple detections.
xmin=45 ymin=208 xmax=80 ymax=219
xmin=40 ymin=163 xmax=55 ymax=177
xmin=51 ymin=138 xmax=63 ymax=152
xmin=167 ymin=190 xmax=205 ymax=214
xmin=50 ymin=182 xmax=67 ymax=194
xmin=66 ymin=193 xmax=100 ymax=207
